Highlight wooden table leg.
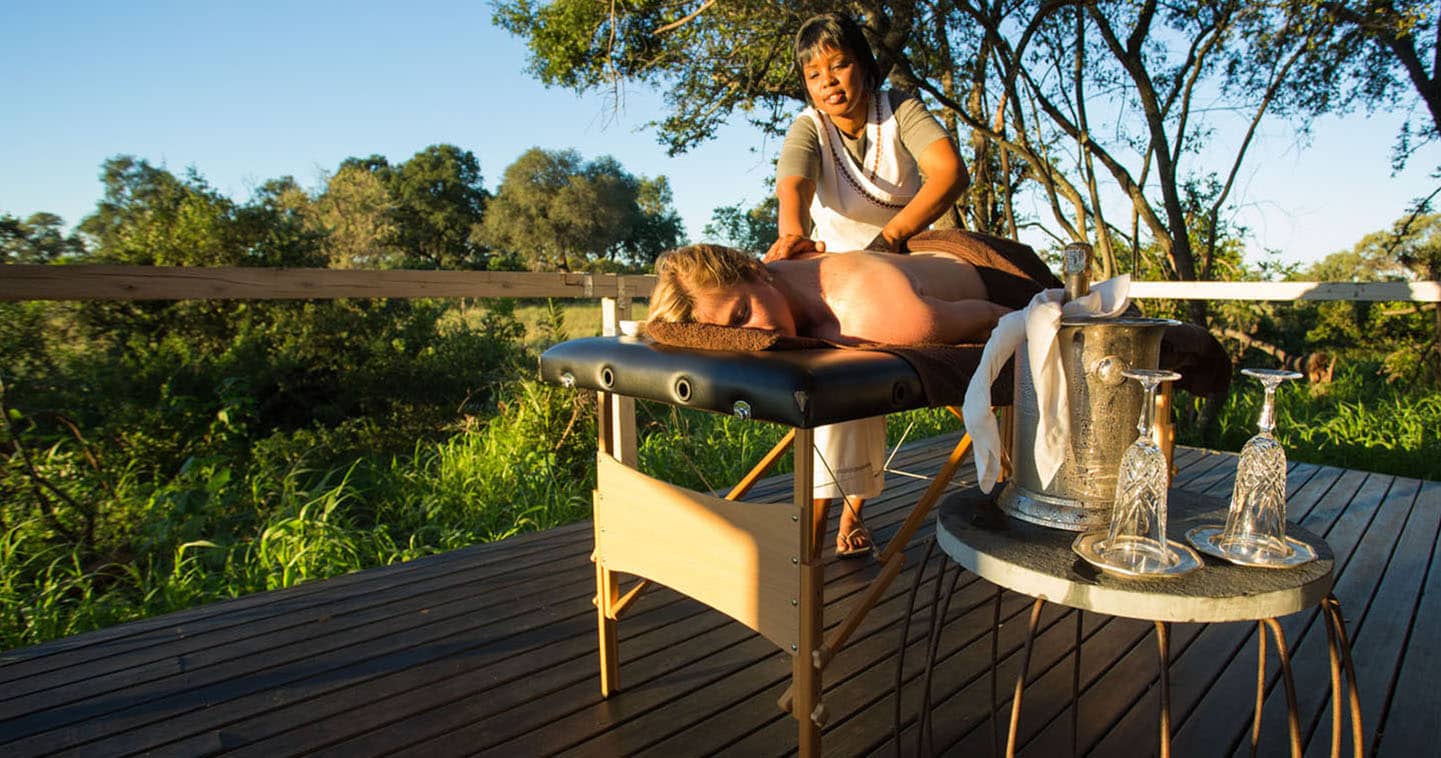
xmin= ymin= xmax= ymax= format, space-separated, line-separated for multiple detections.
xmin=792 ymin=427 xmax=823 ymax=757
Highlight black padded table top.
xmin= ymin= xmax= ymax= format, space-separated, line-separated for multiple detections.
xmin=538 ymin=336 xmax=979 ymax=428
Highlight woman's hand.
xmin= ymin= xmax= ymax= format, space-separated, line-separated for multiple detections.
xmin=864 ymin=231 xmax=904 ymax=254
xmin=764 ymin=233 xmax=826 ymax=263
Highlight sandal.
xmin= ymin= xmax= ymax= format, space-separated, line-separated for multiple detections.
xmin=836 ymin=526 xmax=875 ymax=559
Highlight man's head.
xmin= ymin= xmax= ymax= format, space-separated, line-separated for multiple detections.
xmin=647 ymin=244 xmax=797 ymax=335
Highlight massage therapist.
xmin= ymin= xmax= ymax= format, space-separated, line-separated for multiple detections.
xmin=766 ymin=11 xmax=969 ymax=558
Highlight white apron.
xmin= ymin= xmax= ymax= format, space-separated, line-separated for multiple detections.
xmin=805 ymin=90 xmax=923 ymax=500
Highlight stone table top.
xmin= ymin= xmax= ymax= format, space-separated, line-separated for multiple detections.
xmin=935 ymin=487 xmax=1335 ymax=623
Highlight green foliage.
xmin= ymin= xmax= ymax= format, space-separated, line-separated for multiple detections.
xmin=1 ymin=212 xmax=87 ymax=263
xmin=492 ymin=0 xmax=818 ymax=154
xmin=481 ymin=147 xmax=684 ymax=271
xmin=1179 ymin=360 xmax=1441 ymax=479
xmin=702 ymin=195 xmax=780 ymax=253
xmin=1274 ymin=212 xmax=1441 ymax=383
xmin=385 ymin=144 xmax=491 ymax=269
xmin=0 ymin=367 xmax=595 ymax=649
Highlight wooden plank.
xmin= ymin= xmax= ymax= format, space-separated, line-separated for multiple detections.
xmin=193 ymin=590 xmax=715 ymax=758
xmin=373 ymin=470 xmax=954 ymax=756
xmin=0 ymin=264 xmax=657 ymax=302
xmin=0 ymin=527 xmax=594 ymax=702
xmin=0 ymin=435 xmax=1429 ymax=758
xmin=1248 ymin=475 xmax=1430 ymax=757
xmin=1128 ymin=279 xmax=1441 ymax=303
xmin=0 ymin=520 xmax=592 ymax=675
xmin=266 ymin=460 xmax=955 ymax=757
xmin=1374 ymin=478 xmax=1441 ymax=755
xmin=0 ymin=545 xmax=605 ymax=753
xmin=727 ymin=587 xmax=1071 ymax=757
xmin=625 ymin=566 xmax=1006 ymax=757
xmin=1168 ymin=469 xmax=1395 ymax=755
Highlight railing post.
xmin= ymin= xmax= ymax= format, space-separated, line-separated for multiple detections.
xmin=601 ymin=286 xmax=637 ymax=466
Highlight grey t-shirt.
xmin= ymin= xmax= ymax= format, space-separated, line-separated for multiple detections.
xmin=776 ymin=89 xmax=952 ymax=183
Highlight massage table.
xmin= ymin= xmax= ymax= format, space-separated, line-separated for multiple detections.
xmin=536 ymin=231 xmax=1216 ymax=754
xmin=539 ymin=323 xmax=1010 ymax=757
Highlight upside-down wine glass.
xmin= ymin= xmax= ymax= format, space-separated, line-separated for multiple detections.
xmin=1101 ymin=368 xmax=1184 ymax=574
xmin=1219 ymin=368 xmax=1304 ymax=565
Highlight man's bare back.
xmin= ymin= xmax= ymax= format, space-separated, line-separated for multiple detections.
xmin=770 ymin=251 xmax=1007 ymax=345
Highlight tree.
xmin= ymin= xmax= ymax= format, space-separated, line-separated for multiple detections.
xmin=625 ymin=174 xmax=686 ymax=265
xmin=703 ymin=195 xmax=780 ymax=251
xmin=385 ymin=145 xmax=491 ymax=269
xmin=1278 ymin=1 xmax=1440 ymax=174
xmin=481 ymin=147 xmax=684 ymax=271
xmin=78 ymin=156 xmax=243 ymax=267
xmin=236 ymin=178 xmax=328 ymax=268
xmin=494 ymin=1 xmax=1417 ymax=324
xmin=311 ymin=159 xmax=404 ymax=269
xmin=1 ymin=212 xmax=86 ymax=263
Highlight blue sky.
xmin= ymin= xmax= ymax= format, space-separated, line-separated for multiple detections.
xmin=3 ymin=1 xmax=1438 ymax=268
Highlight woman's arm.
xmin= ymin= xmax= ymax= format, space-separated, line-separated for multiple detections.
xmin=767 ymin=117 xmax=828 ymax=262
xmin=767 ymin=174 xmax=827 ymax=262
xmin=872 ymin=136 xmax=969 ymax=252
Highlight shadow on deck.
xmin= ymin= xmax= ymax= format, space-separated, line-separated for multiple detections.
xmin=2 ymin=436 xmax=1438 ymax=756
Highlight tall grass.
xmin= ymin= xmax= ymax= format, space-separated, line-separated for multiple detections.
xmin=0 ymin=377 xmax=596 ymax=650
xmin=1179 ymin=361 xmax=1441 ymax=480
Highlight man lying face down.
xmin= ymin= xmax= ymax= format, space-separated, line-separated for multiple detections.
xmin=646 ymin=244 xmax=1013 ymax=346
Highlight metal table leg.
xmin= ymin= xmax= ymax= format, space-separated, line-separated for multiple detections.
xmin=1321 ymin=594 xmax=1364 ymax=758
xmin=1005 ymin=597 xmax=1047 ymax=758
xmin=1156 ymin=620 xmax=1172 ymax=758
xmin=1261 ymin=616 xmax=1304 ymax=757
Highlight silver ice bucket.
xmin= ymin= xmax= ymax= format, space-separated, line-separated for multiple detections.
xmin=997 ymin=315 xmax=1179 ymax=531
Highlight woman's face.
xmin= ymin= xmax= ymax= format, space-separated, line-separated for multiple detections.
xmin=690 ymin=278 xmax=797 ymax=336
xmin=802 ymin=44 xmax=869 ymax=124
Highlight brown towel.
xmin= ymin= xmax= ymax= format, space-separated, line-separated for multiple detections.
xmin=907 ymin=229 xmax=1063 ymax=310
xmin=641 ymin=321 xmax=828 ymax=352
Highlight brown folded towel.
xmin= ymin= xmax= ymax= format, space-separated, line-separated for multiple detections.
xmin=907 ymin=229 xmax=1063 ymax=310
xmin=640 ymin=321 xmax=830 ymax=351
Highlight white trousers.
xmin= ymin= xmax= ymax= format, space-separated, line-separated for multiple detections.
xmin=811 ymin=416 xmax=887 ymax=501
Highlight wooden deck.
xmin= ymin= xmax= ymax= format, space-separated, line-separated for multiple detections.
xmin=1 ymin=436 xmax=1437 ymax=756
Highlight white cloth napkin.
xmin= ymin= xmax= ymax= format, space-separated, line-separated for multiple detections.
xmin=963 ymin=275 xmax=1132 ymax=493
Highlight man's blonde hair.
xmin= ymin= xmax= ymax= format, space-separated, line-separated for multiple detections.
xmin=646 ymin=244 xmax=770 ymax=325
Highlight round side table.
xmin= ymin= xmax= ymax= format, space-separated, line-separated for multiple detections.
xmin=921 ymin=486 xmax=1361 ymax=758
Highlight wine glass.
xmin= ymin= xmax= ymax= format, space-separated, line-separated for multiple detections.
xmin=1219 ymin=368 xmax=1303 ymax=564
xmin=1101 ymin=368 xmax=1184 ymax=574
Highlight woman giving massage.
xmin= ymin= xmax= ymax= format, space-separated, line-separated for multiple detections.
xmin=743 ymin=11 xmax=969 ymax=559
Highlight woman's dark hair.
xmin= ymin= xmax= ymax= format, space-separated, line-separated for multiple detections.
xmin=793 ymin=12 xmax=883 ymax=99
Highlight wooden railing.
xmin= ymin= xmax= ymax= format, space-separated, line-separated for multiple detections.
xmin=4 ymin=263 xmax=1436 ymax=304
xmin=1128 ymin=280 xmax=1441 ymax=302
xmin=0 ymin=264 xmax=656 ymax=302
